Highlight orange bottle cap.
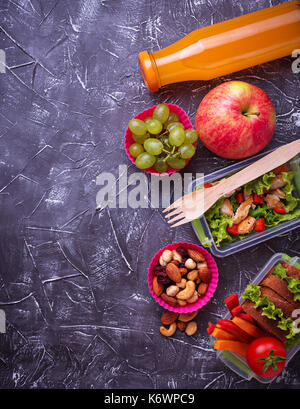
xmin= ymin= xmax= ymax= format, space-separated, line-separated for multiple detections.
xmin=138 ymin=50 xmax=160 ymax=92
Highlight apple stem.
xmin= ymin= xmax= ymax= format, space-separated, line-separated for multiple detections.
xmin=243 ymin=111 xmax=260 ymax=117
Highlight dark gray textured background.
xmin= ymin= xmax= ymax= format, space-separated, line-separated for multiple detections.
xmin=0 ymin=0 xmax=299 ymax=389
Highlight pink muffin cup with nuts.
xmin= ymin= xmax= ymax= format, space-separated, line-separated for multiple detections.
xmin=124 ymin=104 xmax=196 ymax=176
xmin=148 ymin=242 xmax=219 ymax=313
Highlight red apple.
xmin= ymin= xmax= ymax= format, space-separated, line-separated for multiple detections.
xmin=195 ymin=81 xmax=276 ymax=159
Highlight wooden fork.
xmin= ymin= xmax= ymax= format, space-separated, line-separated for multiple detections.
xmin=163 ymin=139 xmax=300 ymax=228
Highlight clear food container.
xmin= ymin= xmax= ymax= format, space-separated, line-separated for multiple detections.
xmin=212 ymin=253 xmax=300 ymax=383
xmin=190 ymin=150 xmax=300 ymax=257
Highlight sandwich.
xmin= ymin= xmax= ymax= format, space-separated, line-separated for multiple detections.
xmin=242 ymin=261 xmax=300 ymax=347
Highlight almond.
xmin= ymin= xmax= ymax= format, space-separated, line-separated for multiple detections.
xmin=161 ymin=311 xmax=179 ymax=325
xmin=187 ymin=270 xmax=199 ymax=281
xmin=177 ymin=321 xmax=187 ymax=332
xmin=198 ymin=267 xmax=211 ymax=283
xmin=187 ymin=249 xmax=205 ymax=262
xmin=153 ymin=276 xmax=164 ymax=296
xmin=166 ymin=262 xmax=181 ymax=283
xmin=185 ymin=321 xmax=197 ymax=336
xmin=161 ymin=293 xmax=178 ymax=306
xmin=178 ymin=310 xmax=199 ymax=322
xmin=197 ymin=282 xmax=208 ymax=296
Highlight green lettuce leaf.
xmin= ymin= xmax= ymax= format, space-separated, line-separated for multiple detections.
xmin=204 ymin=198 xmax=234 ymax=247
xmin=244 ymin=171 xmax=275 ymax=195
xmin=282 ymin=171 xmax=299 ymax=213
xmin=242 ymin=283 xmax=299 ymax=345
xmin=272 ymin=263 xmax=300 ymax=302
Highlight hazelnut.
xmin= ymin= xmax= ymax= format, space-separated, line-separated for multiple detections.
xmin=161 ymin=249 xmax=173 ymax=263
xmin=166 ymin=285 xmax=180 ymax=297
xmin=185 ymin=258 xmax=197 ymax=270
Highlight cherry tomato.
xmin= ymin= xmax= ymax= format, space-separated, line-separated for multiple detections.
xmin=226 ymin=224 xmax=239 ymax=235
xmin=246 ymin=337 xmax=286 ymax=378
xmin=274 ymin=207 xmax=286 ymax=214
xmin=236 ymin=193 xmax=244 ymax=204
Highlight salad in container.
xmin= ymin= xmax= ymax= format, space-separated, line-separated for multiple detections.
xmin=207 ymin=253 xmax=300 ymax=383
xmin=191 ymin=150 xmax=300 ymax=257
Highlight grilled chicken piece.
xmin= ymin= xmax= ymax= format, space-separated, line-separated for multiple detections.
xmin=237 ymin=216 xmax=256 ymax=234
xmin=265 ymin=194 xmax=284 ymax=209
xmin=220 ymin=198 xmax=234 ymax=218
xmin=270 ymin=188 xmax=285 ymax=199
xmin=232 ymin=197 xmax=253 ymax=225
xmin=270 ymin=174 xmax=287 ymax=190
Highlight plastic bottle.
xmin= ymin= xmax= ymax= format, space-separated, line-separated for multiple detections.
xmin=138 ymin=1 xmax=300 ymax=92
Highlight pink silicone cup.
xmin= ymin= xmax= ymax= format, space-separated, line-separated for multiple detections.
xmin=124 ymin=104 xmax=195 ymax=176
xmin=148 ymin=242 xmax=219 ymax=313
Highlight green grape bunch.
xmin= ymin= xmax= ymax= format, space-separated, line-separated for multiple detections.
xmin=127 ymin=104 xmax=198 ymax=172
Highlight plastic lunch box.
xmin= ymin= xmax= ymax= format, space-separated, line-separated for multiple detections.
xmin=213 ymin=253 xmax=300 ymax=383
xmin=190 ymin=150 xmax=300 ymax=257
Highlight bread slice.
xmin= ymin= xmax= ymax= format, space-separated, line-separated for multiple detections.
xmin=242 ymin=300 xmax=288 ymax=343
xmin=260 ymin=287 xmax=295 ymax=318
xmin=282 ymin=262 xmax=300 ymax=280
xmin=260 ymin=272 xmax=300 ymax=311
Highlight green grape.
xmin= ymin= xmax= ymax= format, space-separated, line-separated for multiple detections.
xmin=167 ymin=112 xmax=179 ymax=123
xmin=128 ymin=118 xmax=147 ymax=136
xmin=167 ymin=156 xmax=186 ymax=170
xmin=146 ymin=119 xmax=163 ymax=135
xmin=135 ymin=152 xmax=156 ymax=169
xmin=144 ymin=138 xmax=163 ymax=156
xmin=129 ymin=143 xmax=144 ymax=158
xmin=185 ymin=129 xmax=198 ymax=144
xmin=153 ymin=104 xmax=170 ymax=124
xmin=144 ymin=116 xmax=153 ymax=125
xmin=132 ymin=132 xmax=149 ymax=144
xmin=166 ymin=122 xmax=184 ymax=132
xmin=169 ymin=127 xmax=186 ymax=147
xmin=154 ymin=157 xmax=168 ymax=173
xmin=179 ymin=143 xmax=196 ymax=159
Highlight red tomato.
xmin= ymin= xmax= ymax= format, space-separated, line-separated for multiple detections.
xmin=236 ymin=193 xmax=244 ymax=204
xmin=226 ymin=224 xmax=239 ymax=235
xmin=246 ymin=337 xmax=286 ymax=378
xmin=254 ymin=218 xmax=265 ymax=232
xmin=274 ymin=207 xmax=286 ymax=214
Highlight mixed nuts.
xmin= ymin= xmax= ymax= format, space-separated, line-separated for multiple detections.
xmin=160 ymin=310 xmax=199 ymax=337
xmin=152 ymin=246 xmax=212 ymax=307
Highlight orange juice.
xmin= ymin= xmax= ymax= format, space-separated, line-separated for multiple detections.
xmin=139 ymin=1 xmax=300 ymax=92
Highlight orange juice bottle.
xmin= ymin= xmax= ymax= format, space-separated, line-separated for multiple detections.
xmin=139 ymin=1 xmax=300 ymax=92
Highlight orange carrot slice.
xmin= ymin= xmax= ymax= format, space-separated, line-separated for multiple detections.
xmin=232 ymin=316 xmax=264 ymax=338
xmin=214 ymin=340 xmax=249 ymax=357
xmin=211 ymin=327 xmax=237 ymax=341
